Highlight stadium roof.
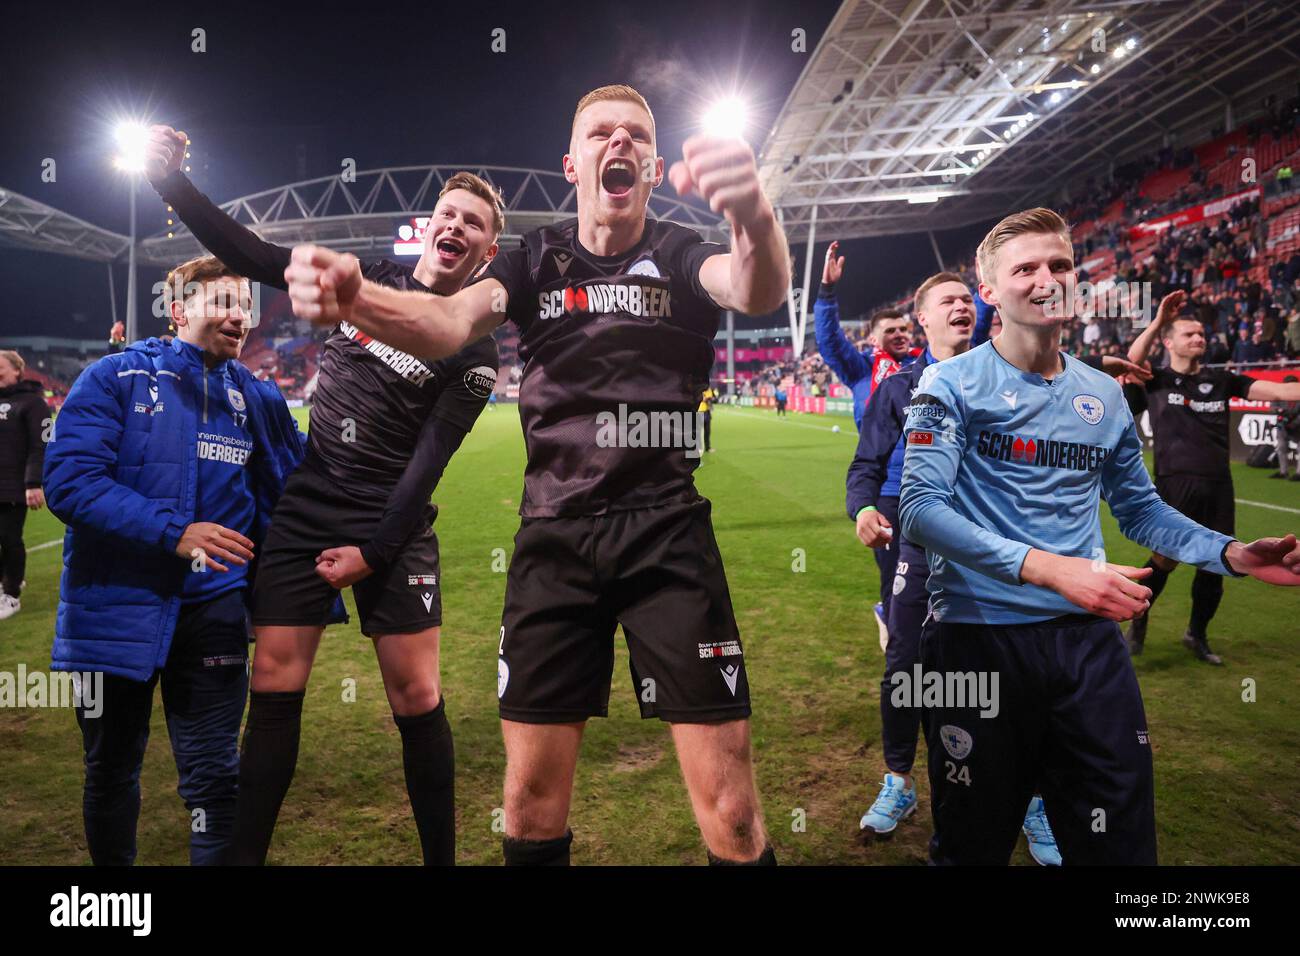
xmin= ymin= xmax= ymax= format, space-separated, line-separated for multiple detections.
xmin=0 ymin=166 xmax=726 ymax=269
xmin=0 ymin=188 xmax=132 ymax=263
xmin=759 ymin=0 xmax=1300 ymax=244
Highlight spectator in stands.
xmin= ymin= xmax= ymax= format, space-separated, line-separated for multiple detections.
xmin=1270 ymin=375 xmax=1300 ymax=481
xmin=0 ymin=350 xmax=50 ymax=620
xmin=1286 ymin=308 xmax=1300 ymax=358
xmin=1233 ymin=324 xmax=1277 ymax=365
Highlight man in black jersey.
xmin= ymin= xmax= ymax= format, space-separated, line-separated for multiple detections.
xmin=1124 ymin=290 xmax=1300 ymax=663
xmin=145 ymin=126 xmax=503 ymax=865
xmin=283 ymin=85 xmax=790 ymax=865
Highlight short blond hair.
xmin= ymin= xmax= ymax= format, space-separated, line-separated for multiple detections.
xmin=976 ymin=207 xmax=1072 ymax=284
xmin=571 ymin=85 xmax=656 ymax=147
xmin=439 ymin=171 xmax=506 ymax=238
xmin=0 ymin=350 xmax=23 ymax=374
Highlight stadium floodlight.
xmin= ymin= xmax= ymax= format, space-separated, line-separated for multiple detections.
xmin=1090 ymin=63 xmax=1101 ymax=75
xmin=1126 ymin=37 xmax=1138 ymax=50
xmin=1049 ymin=92 xmax=1063 ymax=105
xmin=702 ymin=97 xmax=748 ymax=140
xmin=112 ymin=122 xmax=149 ymax=173
xmin=109 ymin=118 xmax=151 ymax=346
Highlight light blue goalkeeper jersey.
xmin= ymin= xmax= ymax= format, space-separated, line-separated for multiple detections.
xmin=899 ymin=340 xmax=1238 ymax=625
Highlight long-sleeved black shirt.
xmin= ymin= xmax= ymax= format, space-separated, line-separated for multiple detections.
xmin=0 ymin=380 xmax=49 ymax=504
xmin=155 ymin=170 xmax=498 ymax=568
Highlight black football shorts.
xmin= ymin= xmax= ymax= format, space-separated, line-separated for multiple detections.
xmin=251 ymin=464 xmax=442 ymax=636
xmin=1154 ymin=474 xmax=1235 ymax=537
xmin=497 ymin=496 xmax=751 ymax=724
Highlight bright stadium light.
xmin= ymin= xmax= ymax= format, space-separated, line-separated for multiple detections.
xmin=112 ymin=121 xmax=149 ymax=173
xmin=109 ymin=117 xmax=152 ymax=347
xmin=1090 ymin=63 xmax=1101 ymax=75
xmin=1049 ymin=91 xmax=1063 ymax=105
xmin=702 ymin=97 xmax=749 ymax=139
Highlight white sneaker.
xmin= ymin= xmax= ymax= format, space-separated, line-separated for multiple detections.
xmin=0 ymin=594 xmax=20 ymax=620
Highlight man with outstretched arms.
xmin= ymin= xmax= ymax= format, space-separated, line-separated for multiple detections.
xmin=283 ymin=85 xmax=791 ymax=865
xmin=898 ymin=208 xmax=1300 ymax=865
xmin=144 ymin=126 xmax=502 ymax=865
xmin=1122 ymin=292 xmax=1300 ymax=663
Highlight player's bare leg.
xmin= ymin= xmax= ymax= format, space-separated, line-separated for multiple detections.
xmin=228 ymin=625 xmax=323 ymax=864
xmin=671 ymin=719 xmax=771 ymax=863
xmin=501 ymin=720 xmax=584 ymax=863
xmin=374 ymin=628 xmax=454 ymax=864
xmin=373 ymin=628 xmax=442 ymax=714
xmin=249 ymin=625 xmax=323 ymax=691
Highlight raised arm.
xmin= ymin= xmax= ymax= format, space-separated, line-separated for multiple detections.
xmin=285 ymin=245 xmax=505 ymax=360
xmin=669 ymin=135 xmax=789 ymax=315
xmin=146 ymin=126 xmax=292 ymax=289
xmin=1127 ymin=290 xmax=1185 ymax=367
xmin=811 ymin=242 xmax=871 ymax=387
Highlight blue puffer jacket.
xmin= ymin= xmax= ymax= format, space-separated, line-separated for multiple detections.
xmin=45 ymin=337 xmax=314 ymax=681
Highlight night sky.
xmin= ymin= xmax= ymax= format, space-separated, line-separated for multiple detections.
xmin=1 ymin=0 xmax=988 ymax=339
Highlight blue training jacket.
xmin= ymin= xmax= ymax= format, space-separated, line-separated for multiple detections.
xmin=45 ymin=337 xmax=313 ymax=681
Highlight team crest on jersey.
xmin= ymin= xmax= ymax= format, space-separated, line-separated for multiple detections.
xmin=1198 ymin=382 xmax=1213 ymax=395
xmin=0 ymin=403 xmax=8 ymax=420
xmin=939 ymin=724 xmax=973 ymax=760
xmin=464 ymin=365 xmax=497 ymax=398
xmin=227 ymin=388 xmax=246 ymax=412
xmin=627 ymin=257 xmax=661 ymax=279
xmin=1072 ymin=394 xmax=1104 ymax=425
xmin=497 ymin=658 xmax=510 ymax=699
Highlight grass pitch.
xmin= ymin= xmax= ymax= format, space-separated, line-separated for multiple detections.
xmin=2 ymin=403 xmax=1297 ymax=865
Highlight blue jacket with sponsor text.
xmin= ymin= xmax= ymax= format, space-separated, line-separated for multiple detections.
xmin=45 ymin=337 xmax=318 ymax=681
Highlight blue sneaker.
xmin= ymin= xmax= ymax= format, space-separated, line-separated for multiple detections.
xmin=874 ymin=602 xmax=889 ymax=653
xmin=1023 ymin=796 xmax=1062 ymax=866
xmin=859 ymin=773 xmax=917 ymax=835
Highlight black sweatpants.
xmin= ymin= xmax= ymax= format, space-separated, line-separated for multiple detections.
xmin=920 ymin=613 xmax=1156 ymax=865
xmin=0 ymin=502 xmax=28 ymax=598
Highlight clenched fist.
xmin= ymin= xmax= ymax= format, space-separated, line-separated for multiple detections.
xmin=145 ymin=125 xmax=188 ymax=187
xmin=315 ymin=546 xmax=374 ymax=589
xmin=668 ymin=134 xmax=770 ymax=231
xmin=285 ymin=245 xmax=363 ymax=326
xmin=855 ymin=507 xmax=894 ymax=549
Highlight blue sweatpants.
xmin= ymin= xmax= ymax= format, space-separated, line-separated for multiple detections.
xmin=75 ymin=588 xmax=250 ymax=865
